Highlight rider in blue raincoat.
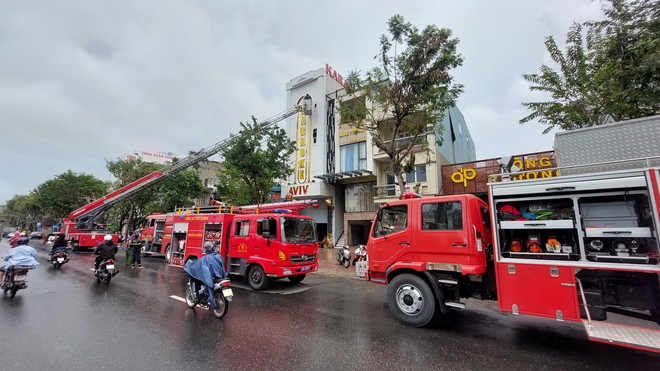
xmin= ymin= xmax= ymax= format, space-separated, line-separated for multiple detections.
xmin=183 ymin=242 xmax=228 ymax=308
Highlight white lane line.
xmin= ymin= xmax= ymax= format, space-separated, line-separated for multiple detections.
xmin=169 ymin=295 xmax=186 ymax=303
xmin=169 ymin=295 xmax=210 ymax=311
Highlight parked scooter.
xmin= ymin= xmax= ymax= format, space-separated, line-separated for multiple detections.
xmin=94 ymin=258 xmax=119 ymax=284
xmin=1 ymin=266 xmax=33 ymax=298
xmin=336 ymin=245 xmax=351 ymax=268
xmin=185 ymin=276 xmax=233 ymax=318
xmin=352 ymin=244 xmax=367 ymax=265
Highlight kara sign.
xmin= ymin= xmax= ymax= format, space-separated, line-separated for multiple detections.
xmin=325 ymin=63 xmax=345 ymax=86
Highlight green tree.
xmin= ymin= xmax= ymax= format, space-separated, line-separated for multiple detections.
xmin=216 ymin=117 xmax=296 ymax=205
xmin=34 ymin=171 xmax=108 ymax=224
xmin=338 ymin=14 xmax=464 ymax=194
xmin=4 ymin=193 xmax=40 ymax=230
xmin=156 ymin=169 xmax=204 ymax=212
xmin=520 ymin=0 xmax=660 ymax=132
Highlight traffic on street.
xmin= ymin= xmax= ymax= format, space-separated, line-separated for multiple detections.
xmin=1 ymin=239 xmax=657 ymax=370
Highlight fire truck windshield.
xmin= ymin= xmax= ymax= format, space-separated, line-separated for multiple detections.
xmin=280 ymin=217 xmax=316 ymax=244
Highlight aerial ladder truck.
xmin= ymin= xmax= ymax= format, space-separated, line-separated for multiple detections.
xmin=61 ymin=96 xmax=312 ymax=249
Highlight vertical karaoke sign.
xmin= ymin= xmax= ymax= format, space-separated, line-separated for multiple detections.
xmin=295 ymin=95 xmax=312 ymax=184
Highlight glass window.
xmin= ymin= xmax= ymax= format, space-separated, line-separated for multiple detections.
xmin=415 ymin=165 xmax=427 ymax=182
xmin=235 ymin=220 xmax=250 ymax=236
xmin=281 ymin=217 xmax=317 ymax=243
xmin=405 ymin=169 xmax=415 ymax=183
xmin=421 ymin=201 xmax=463 ymax=230
xmin=340 ymin=141 xmax=367 ymax=172
xmin=374 ymin=205 xmax=408 ymax=236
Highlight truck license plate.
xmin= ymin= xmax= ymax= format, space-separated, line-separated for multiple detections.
xmin=301 ymin=266 xmax=311 ymax=272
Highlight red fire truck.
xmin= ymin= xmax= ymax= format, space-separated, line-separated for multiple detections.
xmin=159 ymin=200 xmax=320 ymax=290
xmin=58 ymin=101 xmax=311 ymax=249
xmin=365 ymin=160 xmax=660 ymax=352
xmin=139 ymin=213 xmax=167 ymax=255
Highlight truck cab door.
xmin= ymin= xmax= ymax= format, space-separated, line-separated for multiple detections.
xmin=369 ymin=204 xmax=413 ymax=280
xmin=417 ymin=198 xmax=472 ymax=266
xmin=229 ymin=217 xmax=251 ymax=260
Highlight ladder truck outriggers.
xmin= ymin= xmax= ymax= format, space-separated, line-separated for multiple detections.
xmin=61 ymin=96 xmax=313 ymax=250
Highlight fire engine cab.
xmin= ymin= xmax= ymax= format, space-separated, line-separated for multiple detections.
xmin=366 ymin=161 xmax=660 ymax=353
xmin=160 ymin=201 xmax=320 ymax=290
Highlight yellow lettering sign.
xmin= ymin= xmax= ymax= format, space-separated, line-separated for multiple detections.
xmin=451 ymin=168 xmax=477 ymax=187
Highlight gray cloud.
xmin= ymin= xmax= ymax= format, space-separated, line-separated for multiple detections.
xmin=0 ymin=0 xmax=602 ymax=203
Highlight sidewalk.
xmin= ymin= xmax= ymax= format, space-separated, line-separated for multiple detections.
xmin=315 ymin=247 xmax=363 ymax=280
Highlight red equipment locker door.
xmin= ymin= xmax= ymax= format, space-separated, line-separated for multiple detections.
xmin=496 ymin=262 xmax=579 ymax=321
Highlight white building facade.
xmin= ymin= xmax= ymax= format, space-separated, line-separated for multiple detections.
xmin=281 ymin=66 xmax=476 ymax=248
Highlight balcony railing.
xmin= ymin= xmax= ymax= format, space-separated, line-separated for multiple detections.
xmin=373 ymin=183 xmax=431 ymax=201
xmin=374 ymin=135 xmax=429 ymax=155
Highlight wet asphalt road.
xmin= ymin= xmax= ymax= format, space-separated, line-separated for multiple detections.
xmin=0 ymin=239 xmax=658 ymax=370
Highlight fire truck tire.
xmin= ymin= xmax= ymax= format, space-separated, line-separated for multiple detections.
xmin=248 ymin=265 xmax=269 ymax=291
xmin=288 ymin=274 xmax=306 ymax=284
xmin=165 ymin=245 xmax=172 ymax=263
xmin=387 ymin=274 xmax=436 ymax=327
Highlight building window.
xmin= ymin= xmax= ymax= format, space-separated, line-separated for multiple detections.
xmin=340 ymin=141 xmax=367 ymax=172
xmin=403 ymin=165 xmax=427 ymax=183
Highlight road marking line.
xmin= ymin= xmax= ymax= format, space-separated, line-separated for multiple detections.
xmin=170 ymin=295 xmax=210 ymax=311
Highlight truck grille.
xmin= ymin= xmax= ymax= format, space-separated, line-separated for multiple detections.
xmin=291 ymin=254 xmax=316 ymax=263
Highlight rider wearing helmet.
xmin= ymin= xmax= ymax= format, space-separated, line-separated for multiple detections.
xmin=0 ymin=237 xmax=38 ymax=284
xmin=9 ymin=231 xmax=27 ymax=248
xmin=93 ymin=235 xmax=118 ymax=274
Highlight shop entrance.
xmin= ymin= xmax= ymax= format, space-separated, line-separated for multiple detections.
xmin=348 ymin=220 xmax=372 ymax=246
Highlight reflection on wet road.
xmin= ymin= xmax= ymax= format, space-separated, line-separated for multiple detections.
xmin=1 ymin=240 xmax=658 ymax=370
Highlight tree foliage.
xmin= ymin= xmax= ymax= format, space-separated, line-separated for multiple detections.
xmin=338 ymin=14 xmax=463 ymax=194
xmin=521 ymin=0 xmax=660 ymax=132
xmin=4 ymin=171 xmax=107 ymax=230
xmin=104 ymin=159 xmax=204 ymax=232
xmin=216 ymin=117 xmax=295 ymax=205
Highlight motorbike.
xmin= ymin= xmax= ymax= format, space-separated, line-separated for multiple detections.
xmin=352 ymin=244 xmax=367 ymax=265
xmin=1 ymin=266 xmax=32 ymax=298
xmin=50 ymin=250 xmax=70 ymax=269
xmin=336 ymin=245 xmax=351 ymax=268
xmin=185 ymin=276 xmax=233 ymax=318
xmin=94 ymin=258 xmax=119 ymax=284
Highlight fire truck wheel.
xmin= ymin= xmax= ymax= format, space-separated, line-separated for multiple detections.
xmin=387 ymin=274 xmax=436 ymax=327
xmin=288 ymin=274 xmax=306 ymax=284
xmin=165 ymin=245 xmax=172 ymax=263
xmin=248 ymin=265 xmax=269 ymax=291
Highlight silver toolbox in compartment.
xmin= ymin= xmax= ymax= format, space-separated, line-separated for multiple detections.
xmin=580 ymin=201 xmax=638 ymax=228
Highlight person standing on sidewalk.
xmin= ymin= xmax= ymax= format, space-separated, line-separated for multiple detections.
xmin=123 ymin=232 xmax=134 ymax=267
xmin=130 ymin=231 xmax=144 ymax=268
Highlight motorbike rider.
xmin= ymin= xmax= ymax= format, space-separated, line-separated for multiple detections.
xmin=48 ymin=233 xmax=69 ymax=261
xmin=183 ymin=242 xmax=228 ymax=308
xmin=0 ymin=237 xmax=38 ymax=285
xmin=94 ymin=234 xmax=118 ymax=274
xmin=9 ymin=231 xmax=27 ymax=248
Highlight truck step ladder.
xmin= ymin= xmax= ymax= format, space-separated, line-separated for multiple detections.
xmin=438 ymin=278 xmax=458 ymax=285
xmin=582 ymin=320 xmax=660 ymax=352
xmin=444 ymin=300 xmax=466 ymax=309
xmin=577 ymin=277 xmax=660 ymax=352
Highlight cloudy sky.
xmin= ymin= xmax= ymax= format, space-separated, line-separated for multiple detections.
xmin=0 ymin=0 xmax=604 ymax=204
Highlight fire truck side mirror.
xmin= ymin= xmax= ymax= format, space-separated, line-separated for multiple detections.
xmin=261 ymin=219 xmax=271 ymax=242
xmin=376 ymin=208 xmax=383 ymax=222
